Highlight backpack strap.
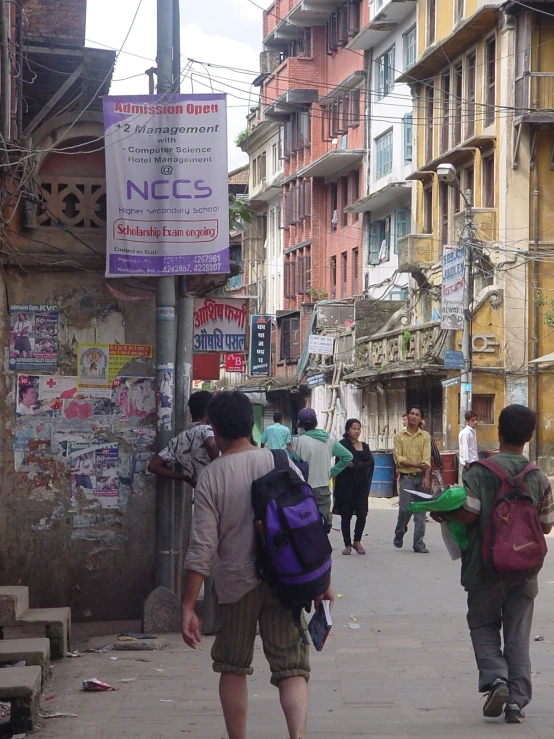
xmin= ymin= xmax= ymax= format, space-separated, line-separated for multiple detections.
xmin=476 ymin=458 xmax=539 ymax=499
xmin=271 ymin=449 xmax=290 ymax=471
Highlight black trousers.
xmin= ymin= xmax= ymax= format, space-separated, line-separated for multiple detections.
xmin=341 ymin=513 xmax=367 ymax=547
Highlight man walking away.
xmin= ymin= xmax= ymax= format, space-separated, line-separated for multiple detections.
xmin=431 ymin=405 xmax=554 ymax=724
xmin=291 ymin=408 xmax=353 ymax=533
xmin=181 ymin=391 xmax=334 ymax=739
xmin=459 ymin=409 xmax=479 ymax=483
xmin=148 ymin=390 xmax=219 ymax=487
xmin=393 ymin=405 xmax=431 ymax=553
xmin=260 ymin=412 xmax=292 ymax=451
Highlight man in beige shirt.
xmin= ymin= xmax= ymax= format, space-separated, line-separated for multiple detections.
xmin=181 ymin=390 xmax=334 ymax=739
xmin=393 ymin=405 xmax=431 ymax=553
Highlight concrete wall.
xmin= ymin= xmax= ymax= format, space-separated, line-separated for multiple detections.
xmin=0 ymin=270 xmax=157 ymax=621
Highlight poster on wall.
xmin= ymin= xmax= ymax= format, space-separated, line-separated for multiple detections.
xmin=16 ymin=374 xmax=77 ymax=417
xmin=112 ymin=376 xmax=157 ymax=427
xmin=69 ymin=442 xmax=119 ymax=508
xmin=249 ymin=315 xmax=271 ymax=376
xmin=78 ymin=343 xmax=152 ymax=396
xmin=193 ymin=298 xmax=247 ymax=353
xmin=441 ymin=246 xmax=465 ymax=330
xmin=157 ymin=364 xmax=174 ymax=431
xmin=9 ymin=304 xmax=58 ymax=371
xmin=103 ymin=93 xmax=229 ymax=277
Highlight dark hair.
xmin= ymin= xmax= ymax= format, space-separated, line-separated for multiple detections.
xmin=499 ymin=404 xmax=537 ymax=446
xmin=207 ymin=391 xmax=254 ymax=440
xmin=344 ymin=418 xmax=361 ymax=438
xmin=188 ymin=390 xmax=213 ymax=421
xmin=18 ymin=383 xmax=34 ymax=403
xmin=273 ymin=412 xmax=282 ymax=423
xmin=465 ymin=409 xmax=477 ymax=422
xmin=406 ymin=405 xmax=424 ymax=419
xmin=299 ymin=418 xmax=317 ymax=431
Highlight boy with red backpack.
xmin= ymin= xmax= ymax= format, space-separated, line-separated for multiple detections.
xmin=431 ymin=405 xmax=554 ymax=724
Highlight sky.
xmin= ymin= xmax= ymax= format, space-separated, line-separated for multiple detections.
xmin=85 ymin=0 xmax=274 ymax=171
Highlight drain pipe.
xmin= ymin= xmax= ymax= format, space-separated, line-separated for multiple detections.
xmin=532 ymin=173 xmax=540 ymax=462
xmin=0 ymin=0 xmax=10 ymax=141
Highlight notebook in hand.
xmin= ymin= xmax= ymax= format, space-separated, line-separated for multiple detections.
xmin=308 ymin=600 xmax=332 ymax=652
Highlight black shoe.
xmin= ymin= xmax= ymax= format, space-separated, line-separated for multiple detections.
xmin=505 ymin=703 xmax=525 ymax=724
xmin=413 ymin=546 xmax=429 ymax=553
xmin=483 ymin=679 xmax=509 ymax=718
xmin=393 ymin=534 xmax=403 ymax=549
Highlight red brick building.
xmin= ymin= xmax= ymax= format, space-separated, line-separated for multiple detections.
xmin=260 ymin=0 xmax=368 ymax=374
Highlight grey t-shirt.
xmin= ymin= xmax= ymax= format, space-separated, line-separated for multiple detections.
xmin=184 ymin=447 xmax=300 ymax=604
xmin=158 ymin=422 xmax=214 ymax=486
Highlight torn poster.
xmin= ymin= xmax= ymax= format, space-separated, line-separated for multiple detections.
xmin=9 ymin=304 xmax=58 ymax=371
xmin=112 ymin=376 xmax=156 ymax=429
xmin=157 ymin=365 xmax=173 ymax=431
xmin=78 ymin=344 xmax=152 ymax=396
xmin=69 ymin=442 xmax=119 ymax=508
xmin=16 ymin=374 xmax=77 ymax=417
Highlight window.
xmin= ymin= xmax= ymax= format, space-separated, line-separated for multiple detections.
xmin=464 ymin=165 xmax=474 ymax=203
xmin=466 ymin=52 xmax=476 ymax=139
xmin=351 ymin=88 xmax=360 ymax=127
xmin=375 ymin=129 xmax=393 ymax=179
xmin=352 ymin=170 xmax=360 ymax=222
xmin=428 ymin=0 xmax=436 ymax=45
xmin=280 ymin=315 xmax=301 ymax=361
xmin=485 ymin=36 xmax=496 ymax=126
xmin=301 ymin=179 xmax=311 ymax=221
xmin=304 ymin=252 xmax=312 ymax=296
xmin=284 ymin=260 xmax=296 ymax=298
xmin=423 ymin=187 xmax=433 ymax=234
xmin=330 ymin=182 xmax=338 ymax=230
xmin=353 ymin=248 xmax=359 ymax=295
xmin=441 ymin=72 xmax=450 ymax=153
xmin=260 ymin=152 xmax=267 ymax=182
xmin=439 ymin=182 xmax=449 ymax=248
xmin=376 ymin=46 xmax=395 ymax=100
xmin=403 ymin=25 xmax=416 ymax=70
xmin=323 ymin=88 xmax=360 ymax=140
xmin=472 ymin=394 xmax=495 ymax=425
xmin=390 ymin=288 xmax=408 ymax=301
xmin=272 ymin=142 xmax=278 ymax=175
xmin=341 ymin=252 xmax=348 ymax=297
xmin=403 ymin=113 xmax=413 ymax=162
xmin=283 ymin=112 xmax=311 ymax=157
xmin=482 ymin=155 xmax=495 ymax=208
xmin=395 ymin=208 xmax=411 ymax=253
xmin=331 ymin=256 xmax=337 ymax=298
xmin=453 ymin=62 xmax=463 ymax=146
xmin=426 ymin=86 xmax=434 ymax=162
xmin=326 ymin=1 xmax=360 ymax=54
xmin=341 ymin=177 xmax=349 ymax=226
xmin=252 ymin=158 xmax=257 ymax=187
xmin=369 ymin=218 xmax=390 ymax=265
xmin=454 ymin=0 xmax=464 ymax=23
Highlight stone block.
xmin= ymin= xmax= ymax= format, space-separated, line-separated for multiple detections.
xmin=143 ymin=586 xmax=181 ymax=634
xmin=0 ymin=665 xmax=42 ymax=733
xmin=0 ymin=638 xmax=50 ymax=684
xmin=20 ymin=607 xmax=71 ymax=660
xmin=0 ymin=587 xmax=29 ymax=623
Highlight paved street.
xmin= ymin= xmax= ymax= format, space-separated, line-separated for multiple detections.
xmin=32 ymin=499 xmax=554 ymax=738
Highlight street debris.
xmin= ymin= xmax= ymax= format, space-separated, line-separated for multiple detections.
xmin=119 ymin=633 xmax=156 ymax=640
xmin=40 ymin=712 xmax=78 ymax=719
xmin=337 ymin=594 xmax=343 ymax=599
xmin=159 ymin=699 xmax=174 ymax=703
xmin=86 ymin=645 xmax=113 ymax=654
xmin=44 ymin=694 xmax=57 ymax=701
xmin=534 ymin=636 xmax=545 ymax=642
xmin=114 ymin=638 xmax=168 ymax=652
xmin=0 ymin=701 xmax=10 ymax=718
xmin=66 ymin=651 xmax=85 ymax=658
xmin=117 ymin=678 xmax=137 ymax=683
xmin=350 ymin=615 xmax=357 ymax=622
xmin=349 ymin=623 xmax=361 ymax=630
xmin=82 ymin=678 xmax=120 ymax=692
xmin=12 ymin=734 xmax=27 ymax=738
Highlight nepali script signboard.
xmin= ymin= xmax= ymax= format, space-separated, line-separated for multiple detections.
xmin=441 ymin=245 xmax=465 ymax=330
xmin=193 ymin=299 xmax=248 ymax=353
xmin=103 ymin=94 xmax=229 ymax=277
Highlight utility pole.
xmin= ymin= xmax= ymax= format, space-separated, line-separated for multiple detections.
xmin=460 ymin=188 xmax=474 ymax=421
xmin=155 ymin=0 xmax=176 ymax=592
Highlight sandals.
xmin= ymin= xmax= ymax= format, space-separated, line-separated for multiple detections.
xmin=352 ymin=542 xmax=366 ymax=555
xmin=342 ymin=546 xmax=352 ymax=555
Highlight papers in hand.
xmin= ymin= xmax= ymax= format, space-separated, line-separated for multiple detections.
xmin=308 ymin=600 xmax=332 ymax=652
xmin=405 ymin=489 xmax=434 ymax=499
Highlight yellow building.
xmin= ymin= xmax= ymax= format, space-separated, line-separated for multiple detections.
xmin=394 ymin=0 xmax=554 ymax=464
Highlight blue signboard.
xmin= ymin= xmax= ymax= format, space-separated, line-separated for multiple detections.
xmin=306 ymin=374 xmax=326 ymax=389
xmin=444 ymin=350 xmax=465 ymax=370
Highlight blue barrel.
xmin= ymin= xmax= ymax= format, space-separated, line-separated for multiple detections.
xmin=370 ymin=452 xmax=395 ymax=498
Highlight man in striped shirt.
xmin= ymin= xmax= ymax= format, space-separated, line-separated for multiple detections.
xmin=431 ymin=405 xmax=554 ymax=725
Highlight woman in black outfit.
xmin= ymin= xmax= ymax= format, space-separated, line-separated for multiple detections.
xmin=333 ymin=418 xmax=374 ymax=555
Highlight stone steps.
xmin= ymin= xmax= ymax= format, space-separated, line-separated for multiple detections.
xmin=0 ymin=665 xmax=42 ymax=733
xmin=0 ymin=637 xmax=51 ymax=686
xmin=0 ymin=587 xmax=71 ymax=660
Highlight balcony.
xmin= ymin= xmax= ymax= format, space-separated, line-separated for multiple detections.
xmin=264 ymin=0 xmax=337 ymax=49
xmin=349 ymin=0 xmax=416 ymax=51
xmin=265 ymin=88 xmax=319 ymax=121
xmin=397 ymin=234 xmax=436 ymax=273
xmin=515 ymin=73 xmax=554 ymax=124
xmin=285 ymin=149 xmax=364 ymax=183
xmin=453 ymin=208 xmax=497 ymax=243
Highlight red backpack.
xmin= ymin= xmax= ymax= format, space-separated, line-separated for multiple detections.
xmin=478 ymin=458 xmax=548 ymax=581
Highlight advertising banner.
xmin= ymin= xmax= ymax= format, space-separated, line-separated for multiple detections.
xmin=225 ymin=353 xmax=244 ymax=373
xmin=78 ymin=344 xmax=152 ymax=396
xmin=9 ymin=304 xmax=58 ymax=371
xmin=308 ymin=334 xmax=335 ymax=356
xmin=103 ymin=93 xmax=229 ymax=277
xmin=193 ymin=298 xmax=248 ymax=353
xmin=249 ymin=315 xmax=271 ymax=376
xmin=441 ymin=245 xmax=465 ymax=330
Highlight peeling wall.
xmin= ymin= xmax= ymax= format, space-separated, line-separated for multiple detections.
xmin=0 ymin=270 xmax=158 ymax=621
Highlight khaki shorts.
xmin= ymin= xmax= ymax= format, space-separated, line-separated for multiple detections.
xmin=211 ymin=581 xmax=310 ymax=687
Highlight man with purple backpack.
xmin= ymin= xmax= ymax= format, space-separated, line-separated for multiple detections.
xmin=431 ymin=405 xmax=554 ymax=724
xmin=181 ymin=391 xmax=334 ymax=739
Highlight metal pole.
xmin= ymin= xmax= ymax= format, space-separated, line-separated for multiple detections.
xmin=0 ymin=0 xmax=11 ymax=141
xmin=532 ymin=180 xmax=540 ymax=462
xmin=155 ymin=0 xmax=176 ymax=591
xmin=460 ymin=189 xmax=474 ymax=421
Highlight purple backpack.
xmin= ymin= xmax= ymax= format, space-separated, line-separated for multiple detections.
xmin=252 ymin=450 xmax=332 ymax=642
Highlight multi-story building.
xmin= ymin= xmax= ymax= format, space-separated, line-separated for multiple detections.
xmin=347 ymin=0 xmax=415 ymax=301
xmin=240 ymin=106 xmax=284 ymax=315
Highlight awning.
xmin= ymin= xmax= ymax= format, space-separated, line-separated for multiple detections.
xmin=264 ymin=89 xmax=319 ymax=120
xmin=263 ymin=0 xmax=336 ymax=49
xmin=284 ymin=149 xmax=364 ymax=183
xmin=346 ymin=182 xmax=411 ymax=214
xmin=530 ymin=352 xmax=554 ymax=363
xmin=397 ymin=6 xmax=499 ymax=84
xmin=319 ymin=71 xmax=365 ymax=104
xmin=407 ymin=136 xmax=496 ymax=180
xmin=347 ymin=0 xmax=417 ymax=51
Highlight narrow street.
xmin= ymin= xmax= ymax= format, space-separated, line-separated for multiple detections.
xmin=32 ymin=499 xmax=554 ymax=738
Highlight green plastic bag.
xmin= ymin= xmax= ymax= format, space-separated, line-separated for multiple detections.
xmin=408 ymin=486 xmax=468 ymax=552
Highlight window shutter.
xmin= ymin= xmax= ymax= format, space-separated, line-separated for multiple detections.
xmin=369 ymin=223 xmax=380 ymax=265
xmin=403 ymin=113 xmax=413 ymax=161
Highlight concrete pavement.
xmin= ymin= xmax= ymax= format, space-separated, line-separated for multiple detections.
xmin=28 ymin=499 xmax=554 ymax=738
